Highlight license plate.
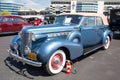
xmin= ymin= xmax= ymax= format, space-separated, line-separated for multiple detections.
xmin=28 ymin=52 xmax=37 ymax=60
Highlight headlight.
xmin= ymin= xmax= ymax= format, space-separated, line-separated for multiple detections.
xmin=18 ymin=31 xmax=22 ymax=38
xmin=13 ymin=42 xmax=18 ymax=50
xmin=25 ymin=46 xmax=31 ymax=54
xmin=32 ymin=34 xmax=36 ymax=41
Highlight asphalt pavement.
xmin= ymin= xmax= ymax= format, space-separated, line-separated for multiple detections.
xmin=0 ymin=33 xmax=120 ymax=80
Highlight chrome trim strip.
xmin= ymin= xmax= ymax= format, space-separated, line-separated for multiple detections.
xmin=47 ymin=31 xmax=70 ymax=37
xmin=84 ymin=45 xmax=103 ymax=55
xmin=8 ymin=49 xmax=42 ymax=67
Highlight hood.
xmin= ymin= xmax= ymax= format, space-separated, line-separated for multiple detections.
xmin=22 ymin=24 xmax=77 ymax=35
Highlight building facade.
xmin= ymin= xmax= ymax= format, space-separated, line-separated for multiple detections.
xmin=50 ymin=0 xmax=120 ymax=14
xmin=0 ymin=0 xmax=22 ymax=15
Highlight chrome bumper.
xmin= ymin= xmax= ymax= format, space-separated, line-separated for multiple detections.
xmin=8 ymin=49 xmax=42 ymax=67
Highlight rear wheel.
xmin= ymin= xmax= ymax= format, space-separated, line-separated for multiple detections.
xmin=103 ymin=36 xmax=110 ymax=50
xmin=45 ymin=50 xmax=66 ymax=75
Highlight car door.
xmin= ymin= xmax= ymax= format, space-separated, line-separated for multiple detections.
xmin=96 ymin=16 xmax=105 ymax=40
xmin=13 ymin=17 xmax=24 ymax=32
xmin=0 ymin=16 xmax=13 ymax=33
xmin=80 ymin=16 xmax=101 ymax=47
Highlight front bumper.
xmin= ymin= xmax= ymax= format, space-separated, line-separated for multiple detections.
xmin=8 ymin=49 xmax=42 ymax=67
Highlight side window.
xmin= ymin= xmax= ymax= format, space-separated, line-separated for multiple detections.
xmin=0 ymin=17 xmax=2 ymax=21
xmin=96 ymin=17 xmax=103 ymax=26
xmin=3 ymin=18 xmax=13 ymax=22
xmin=14 ymin=18 xmax=24 ymax=22
xmin=81 ymin=16 xmax=96 ymax=27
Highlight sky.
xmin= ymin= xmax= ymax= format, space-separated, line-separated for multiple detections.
xmin=15 ymin=0 xmax=51 ymax=8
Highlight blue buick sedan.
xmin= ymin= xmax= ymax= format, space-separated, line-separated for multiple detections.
xmin=8 ymin=13 xmax=113 ymax=75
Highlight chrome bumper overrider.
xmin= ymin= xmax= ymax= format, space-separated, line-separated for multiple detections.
xmin=8 ymin=49 xmax=42 ymax=67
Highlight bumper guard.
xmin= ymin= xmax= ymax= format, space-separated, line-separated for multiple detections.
xmin=7 ymin=49 xmax=42 ymax=67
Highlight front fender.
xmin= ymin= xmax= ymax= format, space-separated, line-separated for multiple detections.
xmin=37 ymin=39 xmax=83 ymax=63
xmin=10 ymin=36 xmax=20 ymax=50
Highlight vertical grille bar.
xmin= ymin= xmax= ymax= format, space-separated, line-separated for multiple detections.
xmin=21 ymin=32 xmax=32 ymax=56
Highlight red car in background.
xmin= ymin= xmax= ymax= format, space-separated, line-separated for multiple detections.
xmin=0 ymin=16 xmax=31 ymax=35
xmin=26 ymin=17 xmax=42 ymax=26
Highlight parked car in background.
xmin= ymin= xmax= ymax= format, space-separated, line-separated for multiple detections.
xmin=8 ymin=13 xmax=113 ymax=75
xmin=43 ymin=14 xmax=56 ymax=25
xmin=109 ymin=9 xmax=120 ymax=32
xmin=26 ymin=17 xmax=42 ymax=26
xmin=0 ymin=16 xmax=31 ymax=35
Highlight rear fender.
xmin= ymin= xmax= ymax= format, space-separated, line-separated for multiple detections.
xmin=102 ymin=29 xmax=113 ymax=44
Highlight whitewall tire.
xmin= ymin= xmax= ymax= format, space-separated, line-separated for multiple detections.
xmin=103 ymin=36 xmax=110 ymax=50
xmin=45 ymin=50 xmax=66 ymax=75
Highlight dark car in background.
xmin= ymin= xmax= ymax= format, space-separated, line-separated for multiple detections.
xmin=109 ymin=9 xmax=120 ymax=32
xmin=43 ymin=14 xmax=56 ymax=25
xmin=0 ymin=16 xmax=31 ymax=35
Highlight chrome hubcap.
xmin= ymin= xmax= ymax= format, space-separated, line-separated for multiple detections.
xmin=51 ymin=53 xmax=63 ymax=70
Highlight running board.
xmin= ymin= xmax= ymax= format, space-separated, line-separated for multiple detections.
xmin=83 ymin=44 xmax=103 ymax=55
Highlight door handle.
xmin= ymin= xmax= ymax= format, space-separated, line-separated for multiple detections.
xmin=96 ymin=28 xmax=99 ymax=32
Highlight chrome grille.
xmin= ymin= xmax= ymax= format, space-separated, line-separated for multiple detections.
xmin=20 ymin=32 xmax=32 ymax=56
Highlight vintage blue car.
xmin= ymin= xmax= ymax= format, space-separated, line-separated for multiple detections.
xmin=8 ymin=13 xmax=113 ymax=75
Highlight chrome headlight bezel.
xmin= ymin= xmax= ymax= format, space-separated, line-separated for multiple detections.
xmin=25 ymin=45 xmax=31 ymax=54
xmin=13 ymin=42 xmax=18 ymax=50
xmin=32 ymin=33 xmax=36 ymax=41
xmin=18 ymin=31 xmax=22 ymax=38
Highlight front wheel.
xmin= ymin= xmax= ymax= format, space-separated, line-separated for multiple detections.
xmin=103 ymin=36 xmax=110 ymax=50
xmin=45 ymin=50 xmax=66 ymax=75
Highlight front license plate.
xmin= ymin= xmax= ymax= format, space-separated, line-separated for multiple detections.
xmin=28 ymin=52 xmax=37 ymax=60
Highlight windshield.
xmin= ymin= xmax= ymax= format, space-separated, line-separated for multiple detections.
xmin=54 ymin=15 xmax=82 ymax=25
